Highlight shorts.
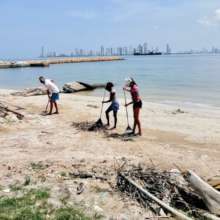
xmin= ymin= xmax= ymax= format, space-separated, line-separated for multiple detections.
xmin=106 ymin=101 xmax=119 ymax=112
xmin=51 ymin=93 xmax=59 ymax=102
xmin=133 ymin=100 xmax=142 ymax=109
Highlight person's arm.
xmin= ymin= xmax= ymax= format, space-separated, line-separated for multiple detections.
xmin=123 ymin=86 xmax=130 ymax=92
xmin=125 ymin=101 xmax=133 ymax=107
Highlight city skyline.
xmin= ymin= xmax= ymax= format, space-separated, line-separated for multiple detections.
xmin=41 ymin=43 xmax=220 ymax=58
xmin=40 ymin=42 xmax=171 ymax=58
xmin=1 ymin=0 xmax=220 ymax=59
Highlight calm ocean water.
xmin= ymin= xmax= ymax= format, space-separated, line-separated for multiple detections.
xmin=0 ymin=54 xmax=220 ymax=107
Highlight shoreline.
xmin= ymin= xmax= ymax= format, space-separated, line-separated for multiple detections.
xmin=1 ymin=88 xmax=220 ymax=111
xmin=1 ymin=88 xmax=220 ymax=145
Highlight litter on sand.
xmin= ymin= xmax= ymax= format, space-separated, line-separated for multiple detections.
xmin=117 ymin=165 xmax=220 ymax=220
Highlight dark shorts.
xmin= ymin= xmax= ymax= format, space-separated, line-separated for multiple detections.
xmin=106 ymin=101 xmax=119 ymax=112
xmin=133 ymin=100 xmax=142 ymax=109
xmin=51 ymin=93 xmax=59 ymax=102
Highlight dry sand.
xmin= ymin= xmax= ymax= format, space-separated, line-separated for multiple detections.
xmin=0 ymin=90 xmax=220 ymax=219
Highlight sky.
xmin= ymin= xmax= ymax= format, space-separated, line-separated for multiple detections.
xmin=1 ymin=0 xmax=220 ymax=59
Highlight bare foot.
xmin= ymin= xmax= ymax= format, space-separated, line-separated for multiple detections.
xmin=53 ymin=112 xmax=59 ymax=114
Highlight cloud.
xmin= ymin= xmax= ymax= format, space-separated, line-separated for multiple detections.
xmin=198 ymin=8 xmax=220 ymax=26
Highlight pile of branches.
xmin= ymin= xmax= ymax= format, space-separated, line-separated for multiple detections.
xmin=72 ymin=121 xmax=105 ymax=132
xmin=117 ymin=166 xmax=209 ymax=219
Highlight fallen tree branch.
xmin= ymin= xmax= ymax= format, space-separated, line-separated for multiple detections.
xmin=119 ymin=173 xmax=193 ymax=220
xmin=0 ymin=104 xmax=24 ymax=120
xmin=186 ymin=170 xmax=220 ymax=216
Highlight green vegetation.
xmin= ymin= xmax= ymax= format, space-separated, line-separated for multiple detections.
xmin=52 ymin=207 xmax=91 ymax=220
xmin=60 ymin=172 xmax=67 ymax=177
xmin=30 ymin=162 xmax=48 ymax=171
xmin=0 ymin=187 xmax=93 ymax=220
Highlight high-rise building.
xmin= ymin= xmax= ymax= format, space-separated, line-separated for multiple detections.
xmin=137 ymin=44 xmax=143 ymax=54
xmin=88 ymin=50 xmax=93 ymax=56
xmin=41 ymin=46 xmax=45 ymax=57
xmin=123 ymin=47 xmax=128 ymax=55
xmin=75 ymin=48 xmax=79 ymax=56
xmin=100 ymin=46 xmax=105 ymax=56
xmin=117 ymin=47 xmax=123 ymax=56
xmin=166 ymin=44 xmax=171 ymax=54
xmin=129 ymin=46 xmax=133 ymax=55
xmin=79 ymin=49 xmax=84 ymax=56
xmin=110 ymin=48 xmax=113 ymax=56
xmin=143 ymin=42 xmax=148 ymax=54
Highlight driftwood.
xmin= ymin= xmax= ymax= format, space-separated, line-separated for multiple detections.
xmin=63 ymin=81 xmax=105 ymax=93
xmin=69 ymin=172 xmax=107 ymax=181
xmin=202 ymin=212 xmax=220 ymax=220
xmin=11 ymin=87 xmax=47 ymax=96
xmin=119 ymin=174 xmax=192 ymax=220
xmin=0 ymin=103 xmax=24 ymax=120
xmin=186 ymin=170 xmax=220 ymax=216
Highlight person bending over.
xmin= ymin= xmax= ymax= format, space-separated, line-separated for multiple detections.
xmin=102 ymin=82 xmax=119 ymax=129
xmin=124 ymin=78 xmax=142 ymax=136
xmin=39 ymin=76 xmax=60 ymax=115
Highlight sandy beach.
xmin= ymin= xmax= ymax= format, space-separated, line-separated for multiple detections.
xmin=0 ymin=89 xmax=220 ymax=219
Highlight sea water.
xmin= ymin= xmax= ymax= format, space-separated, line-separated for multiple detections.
xmin=0 ymin=54 xmax=220 ymax=107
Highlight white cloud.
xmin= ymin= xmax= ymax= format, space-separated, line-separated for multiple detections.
xmin=198 ymin=8 xmax=220 ymax=26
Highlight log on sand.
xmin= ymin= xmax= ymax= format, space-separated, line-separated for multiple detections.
xmin=62 ymin=81 xmax=105 ymax=93
xmin=186 ymin=170 xmax=220 ymax=216
xmin=0 ymin=103 xmax=24 ymax=120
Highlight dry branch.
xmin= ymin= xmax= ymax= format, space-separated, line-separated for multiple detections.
xmin=119 ymin=173 xmax=192 ymax=220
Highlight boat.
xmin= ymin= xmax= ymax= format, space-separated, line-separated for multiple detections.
xmin=134 ymin=51 xmax=162 ymax=56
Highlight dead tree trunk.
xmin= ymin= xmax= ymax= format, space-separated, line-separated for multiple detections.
xmin=186 ymin=170 xmax=220 ymax=216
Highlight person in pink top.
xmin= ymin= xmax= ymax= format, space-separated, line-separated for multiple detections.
xmin=124 ymin=77 xmax=142 ymax=136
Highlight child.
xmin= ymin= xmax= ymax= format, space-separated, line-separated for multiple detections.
xmin=39 ymin=76 xmax=60 ymax=115
xmin=102 ymin=82 xmax=119 ymax=129
xmin=123 ymin=78 xmax=142 ymax=136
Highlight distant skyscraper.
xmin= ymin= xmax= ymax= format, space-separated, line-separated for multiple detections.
xmin=143 ymin=42 xmax=148 ymax=54
xmin=41 ymin=46 xmax=45 ymax=57
xmin=100 ymin=46 xmax=105 ymax=56
xmin=88 ymin=50 xmax=93 ymax=56
xmin=166 ymin=44 xmax=171 ymax=54
xmin=137 ymin=44 xmax=143 ymax=54
xmin=79 ymin=49 xmax=84 ymax=56
xmin=129 ymin=46 xmax=133 ymax=55
xmin=123 ymin=47 xmax=128 ymax=55
xmin=75 ymin=48 xmax=79 ymax=56
xmin=117 ymin=47 xmax=123 ymax=56
xmin=110 ymin=48 xmax=113 ymax=56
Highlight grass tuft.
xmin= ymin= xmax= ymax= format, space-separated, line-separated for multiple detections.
xmin=0 ymin=187 xmax=94 ymax=220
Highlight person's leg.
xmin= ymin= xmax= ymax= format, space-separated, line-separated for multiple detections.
xmin=105 ymin=108 xmax=111 ymax=126
xmin=113 ymin=110 xmax=117 ymax=128
xmin=49 ymin=100 xmax=53 ymax=115
xmin=54 ymin=101 xmax=59 ymax=114
xmin=133 ymin=109 xmax=137 ymax=134
xmin=134 ymin=108 xmax=142 ymax=135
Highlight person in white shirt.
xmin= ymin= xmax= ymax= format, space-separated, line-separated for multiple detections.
xmin=39 ymin=76 xmax=60 ymax=115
